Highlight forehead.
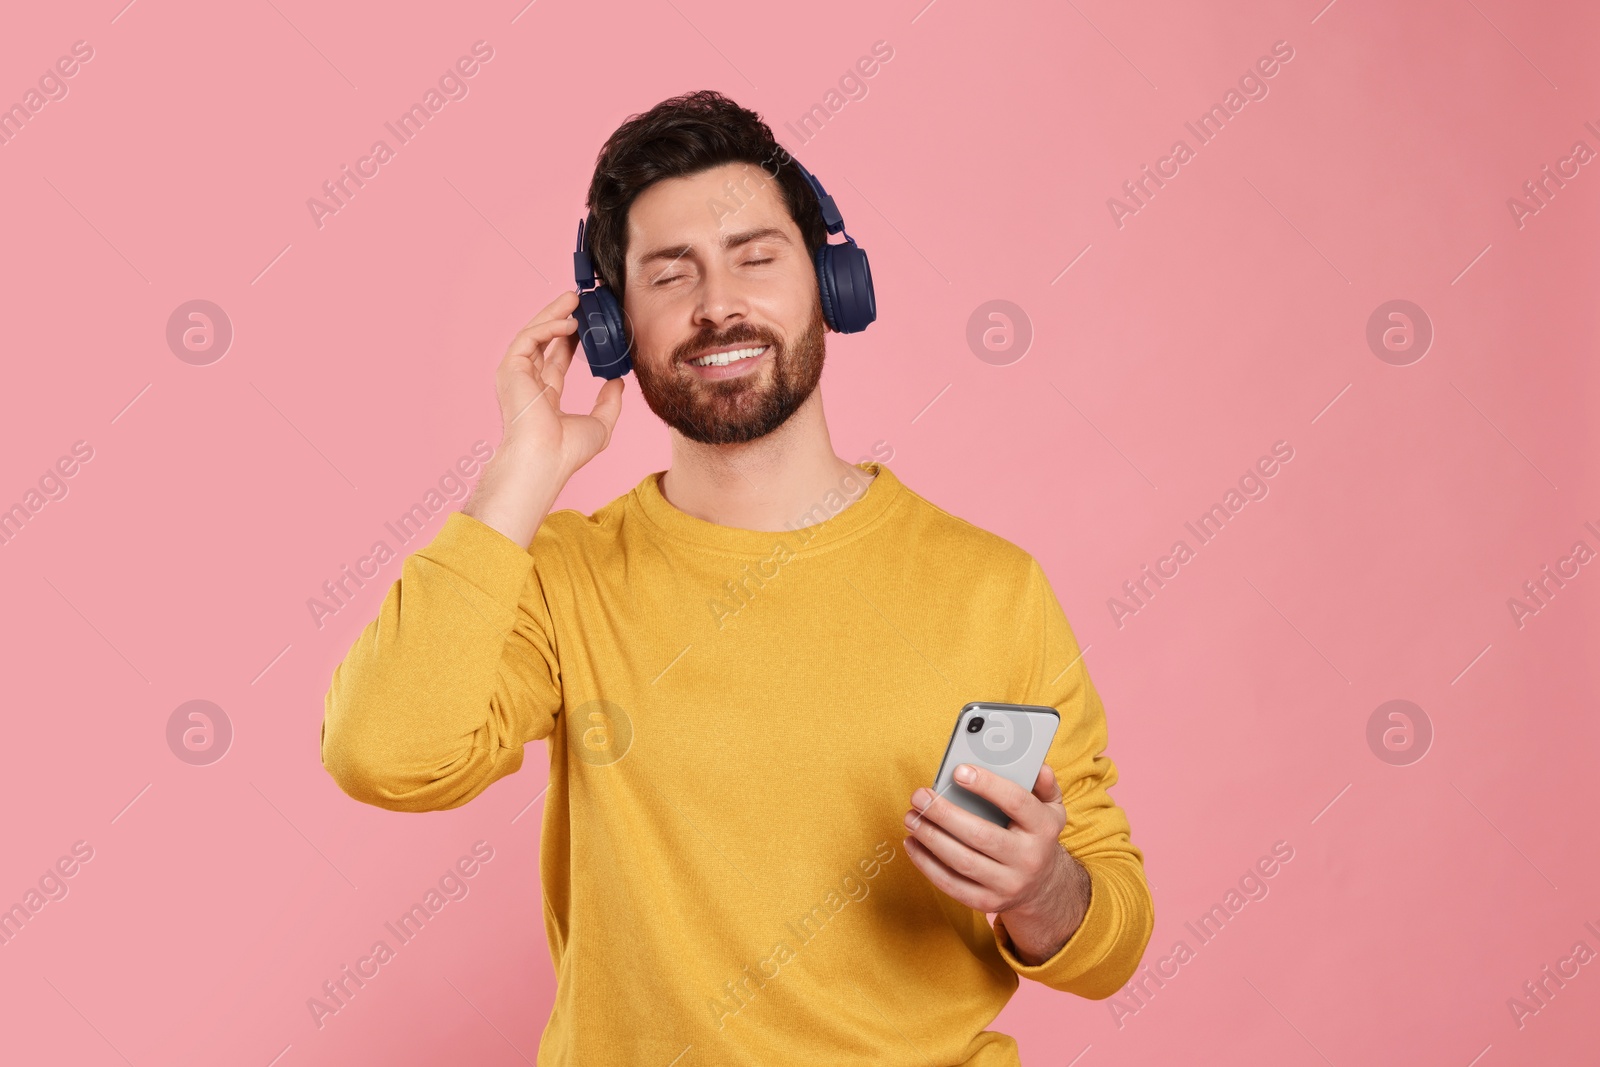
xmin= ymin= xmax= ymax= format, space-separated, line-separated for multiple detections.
xmin=625 ymin=161 xmax=796 ymax=258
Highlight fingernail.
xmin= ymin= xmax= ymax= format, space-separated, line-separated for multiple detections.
xmin=955 ymin=764 xmax=975 ymax=783
xmin=912 ymin=788 xmax=932 ymax=808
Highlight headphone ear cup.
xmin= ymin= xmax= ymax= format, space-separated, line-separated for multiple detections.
xmin=815 ymin=241 xmax=876 ymax=335
xmin=814 ymin=244 xmax=839 ymax=332
xmin=574 ymin=284 xmax=633 ymax=378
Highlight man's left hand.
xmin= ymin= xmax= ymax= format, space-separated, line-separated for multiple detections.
xmin=902 ymin=762 xmax=1091 ymax=965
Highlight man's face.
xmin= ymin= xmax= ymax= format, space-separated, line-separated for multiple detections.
xmin=621 ymin=161 xmax=827 ymax=445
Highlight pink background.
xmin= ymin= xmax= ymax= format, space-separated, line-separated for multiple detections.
xmin=2 ymin=0 xmax=1596 ymax=1063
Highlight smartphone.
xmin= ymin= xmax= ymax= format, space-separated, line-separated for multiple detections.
xmin=930 ymin=702 xmax=1061 ymax=828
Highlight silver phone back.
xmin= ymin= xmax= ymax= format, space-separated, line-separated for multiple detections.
xmin=932 ymin=703 xmax=1061 ymax=827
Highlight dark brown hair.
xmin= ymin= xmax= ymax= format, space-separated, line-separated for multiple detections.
xmin=583 ymin=90 xmax=827 ymax=298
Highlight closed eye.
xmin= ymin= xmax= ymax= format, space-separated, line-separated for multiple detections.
xmin=653 ymin=256 xmax=775 ymax=286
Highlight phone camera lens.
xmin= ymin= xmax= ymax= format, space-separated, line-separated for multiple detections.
xmin=967 ymin=716 xmax=984 ymax=733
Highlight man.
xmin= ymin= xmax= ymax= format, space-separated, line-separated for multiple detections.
xmin=321 ymin=89 xmax=1153 ymax=1065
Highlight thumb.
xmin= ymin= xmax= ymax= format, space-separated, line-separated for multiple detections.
xmin=1033 ymin=764 xmax=1063 ymax=805
xmin=589 ymin=375 xmax=626 ymax=445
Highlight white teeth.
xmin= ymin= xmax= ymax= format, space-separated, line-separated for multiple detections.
xmin=690 ymin=345 xmax=766 ymax=367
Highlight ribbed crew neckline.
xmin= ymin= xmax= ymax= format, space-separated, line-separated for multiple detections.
xmin=630 ymin=461 xmax=905 ymax=557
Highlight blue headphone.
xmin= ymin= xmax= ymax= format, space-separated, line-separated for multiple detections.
xmin=570 ymin=156 xmax=876 ymax=379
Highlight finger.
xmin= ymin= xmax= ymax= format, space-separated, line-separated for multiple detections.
xmin=906 ymin=784 xmax=1017 ymax=863
xmin=513 ymin=293 xmax=581 ymax=370
xmin=531 ymin=330 xmax=580 ymax=408
xmin=1032 ymin=763 xmax=1064 ymax=806
xmin=519 ymin=289 xmax=582 ymax=332
xmin=504 ymin=329 xmax=572 ymax=404
xmin=505 ymin=315 xmax=579 ymax=364
xmin=542 ymin=316 xmax=582 ymax=383
xmin=903 ymin=804 xmax=1010 ymax=889
xmin=950 ymin=764 xmax=1050 ymax=834
xmin=902 ymin=837 xmax=998 ymax=913
xmin=587 ymin=376 xmax=626 ymax=446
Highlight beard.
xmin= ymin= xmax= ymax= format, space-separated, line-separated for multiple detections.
xmin=630 ymin=298 xmax=827 ymax=445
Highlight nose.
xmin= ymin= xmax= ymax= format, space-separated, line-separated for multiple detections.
xmin=692 ymin=258 xmax=750 ymax=333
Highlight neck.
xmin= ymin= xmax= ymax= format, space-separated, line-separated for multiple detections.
xmin=659 ymin=391 xmax=874 ymax=532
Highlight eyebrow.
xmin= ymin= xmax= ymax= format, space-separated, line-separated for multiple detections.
xmin=635 ymin=227 xmax=793 ymax=270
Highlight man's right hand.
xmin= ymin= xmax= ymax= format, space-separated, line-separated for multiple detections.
xmin=463 ymin=290 xmax=627 ymax=549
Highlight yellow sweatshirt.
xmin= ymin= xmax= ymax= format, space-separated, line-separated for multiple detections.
xmin=321 ymin=461 xmax=1154 ymax=1066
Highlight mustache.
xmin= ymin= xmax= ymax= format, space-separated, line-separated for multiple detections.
xmin=674 ymin=323 xmax=780 ymax=363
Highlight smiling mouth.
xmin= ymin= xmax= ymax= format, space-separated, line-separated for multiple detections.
xmin=687 ymin=345 xmax=769 ymax=367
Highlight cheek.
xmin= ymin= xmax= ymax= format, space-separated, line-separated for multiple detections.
xmin=754 ymin=267 xmax=819 ymax=332
xmin=621 ymin=300 xmax=675 ymax=360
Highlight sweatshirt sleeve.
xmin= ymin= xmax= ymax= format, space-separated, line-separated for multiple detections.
xmin=989 ymin=557 xmax=1155 ymax=997
xmin=320 ymin=510 xmax=564 ymax=812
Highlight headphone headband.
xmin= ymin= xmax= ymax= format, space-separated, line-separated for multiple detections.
xmin=573 ymin=214 xmax=598 ymax=289
xmin=787 ymin=157 xmax=845 ymax=235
